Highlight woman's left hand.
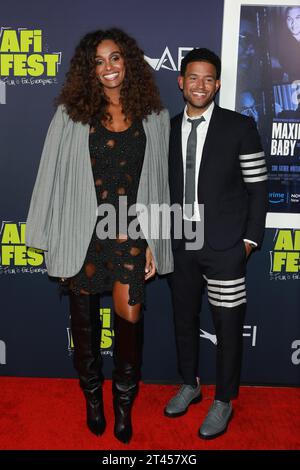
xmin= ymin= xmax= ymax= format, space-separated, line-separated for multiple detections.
xmin=145 ymin=247 xmax=156 ymax=280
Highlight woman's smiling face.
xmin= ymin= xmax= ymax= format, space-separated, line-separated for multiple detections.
xmin=95 ymin=39 xmax=126 ymax=92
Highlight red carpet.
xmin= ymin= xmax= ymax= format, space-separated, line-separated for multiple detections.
xmin=0 ymin=377 xmax=299 ymax=450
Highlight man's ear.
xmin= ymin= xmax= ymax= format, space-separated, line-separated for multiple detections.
xmin=178 ymin=75 xmax=184 ymax=90
xmin=215 ymin=79 xmax=221 ymax=92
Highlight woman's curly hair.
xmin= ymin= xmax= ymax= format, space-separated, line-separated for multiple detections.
xmin=56 ymin=28 xmax=163 ymax=124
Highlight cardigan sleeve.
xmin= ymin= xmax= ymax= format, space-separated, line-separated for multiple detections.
xmin=160 ymin=109 xmax=171 ymax=202
xmin=25 ymin=105 xmax=66 ymax=251
xmin=156 ymin=108 xmax=174 ymax=274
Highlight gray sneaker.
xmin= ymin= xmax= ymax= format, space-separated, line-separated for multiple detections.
xmin=164 ymin=382 xmax=202 ymax=417
xmin=199 ymin=400 xmax=233 ymax=439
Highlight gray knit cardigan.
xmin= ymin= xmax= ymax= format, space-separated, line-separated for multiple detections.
xmin=26 ymin=105 xmax=174 ymax=277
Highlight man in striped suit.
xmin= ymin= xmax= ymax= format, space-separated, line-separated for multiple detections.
xmin=165 ymin=48 xmax=268 ymax=439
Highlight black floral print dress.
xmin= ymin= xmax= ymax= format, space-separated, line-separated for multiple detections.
xmin=68 ymin=120 xmax=147 ymax=305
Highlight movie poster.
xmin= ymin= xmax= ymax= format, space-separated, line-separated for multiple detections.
xmin=221 ymin=0 xmax=300 ymax=228
xmin=236 ymin=4 xmax=300 ymax=213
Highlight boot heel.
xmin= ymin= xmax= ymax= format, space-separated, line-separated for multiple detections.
xmin=112 ymin=313 xmax=143 ymax=444
xmin=87 ymin=416 xmax=106 ymax=436
xmin=113 ymin=380 xmax=137 ymax=444
xmin=85 ymin=388 xmax=106 ymax=436
xmin=86 ymin=400 xmax=106 ymax=436
xmin=69 ymin=293 xmax=105 ymax=437
xmin=114 ymin=425 xmax=132 ymax=444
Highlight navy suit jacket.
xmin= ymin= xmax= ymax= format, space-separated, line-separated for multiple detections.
xmin=168 ymin=104 xmax=268 ymax=251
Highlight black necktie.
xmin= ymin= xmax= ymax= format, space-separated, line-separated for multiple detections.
xmin=185 ymin=116 xmax=205 ymax=217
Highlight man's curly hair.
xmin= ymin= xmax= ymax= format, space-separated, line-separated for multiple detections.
xmin=56 ymin=28 xmax=163 ymax=124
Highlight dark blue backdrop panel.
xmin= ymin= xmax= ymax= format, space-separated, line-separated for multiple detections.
xmin=0 ymin=0 xmax=299 ymax=385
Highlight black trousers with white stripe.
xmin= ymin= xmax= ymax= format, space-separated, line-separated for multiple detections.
xmin=169 ymin=239 xmax=247 ymax=402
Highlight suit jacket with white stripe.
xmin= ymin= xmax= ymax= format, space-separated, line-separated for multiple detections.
xmin=169 ymin=104 xmax=268 ymax=251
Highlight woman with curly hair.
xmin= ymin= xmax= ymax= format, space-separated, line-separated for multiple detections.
xmin=26 ymin=28 xmax=173 ymax=444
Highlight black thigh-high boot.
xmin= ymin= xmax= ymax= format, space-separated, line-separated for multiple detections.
xmin=112 ymin=313 xmax=143 ymax=444
xmin=69 ymin=292 xmax=106 ymax=436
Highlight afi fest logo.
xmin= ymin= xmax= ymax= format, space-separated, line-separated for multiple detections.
xmin=0 ymin=27 xmax=62 ymax=104
xmin=144 ymin=47 xmax=193 ymax=71
xmin=269 ymin=229 xmax=300 ymax=281
xmin=0 ymin=221 xmax=46 ymax=275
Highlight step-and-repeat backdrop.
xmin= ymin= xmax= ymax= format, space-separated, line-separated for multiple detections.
xmin=0 ymin=0 xmax=299 ymax=385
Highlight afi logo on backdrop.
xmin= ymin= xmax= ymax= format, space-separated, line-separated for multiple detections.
xmin=144 ymin=47 xmax=193 ymax=72
xmin=200 ymin=325 xmax=258 ymax=347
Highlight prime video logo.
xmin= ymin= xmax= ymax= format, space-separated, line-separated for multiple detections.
xmin=269 ymin=192 xmax=286 ymax=204
xmin=144 ymin=47 xmax=193 ymax=72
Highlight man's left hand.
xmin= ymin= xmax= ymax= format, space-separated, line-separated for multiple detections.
xmin=145 ymin=247 xmax=156 ymax=280
xmin=244 ymin=242 xmax=253 ymax=258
